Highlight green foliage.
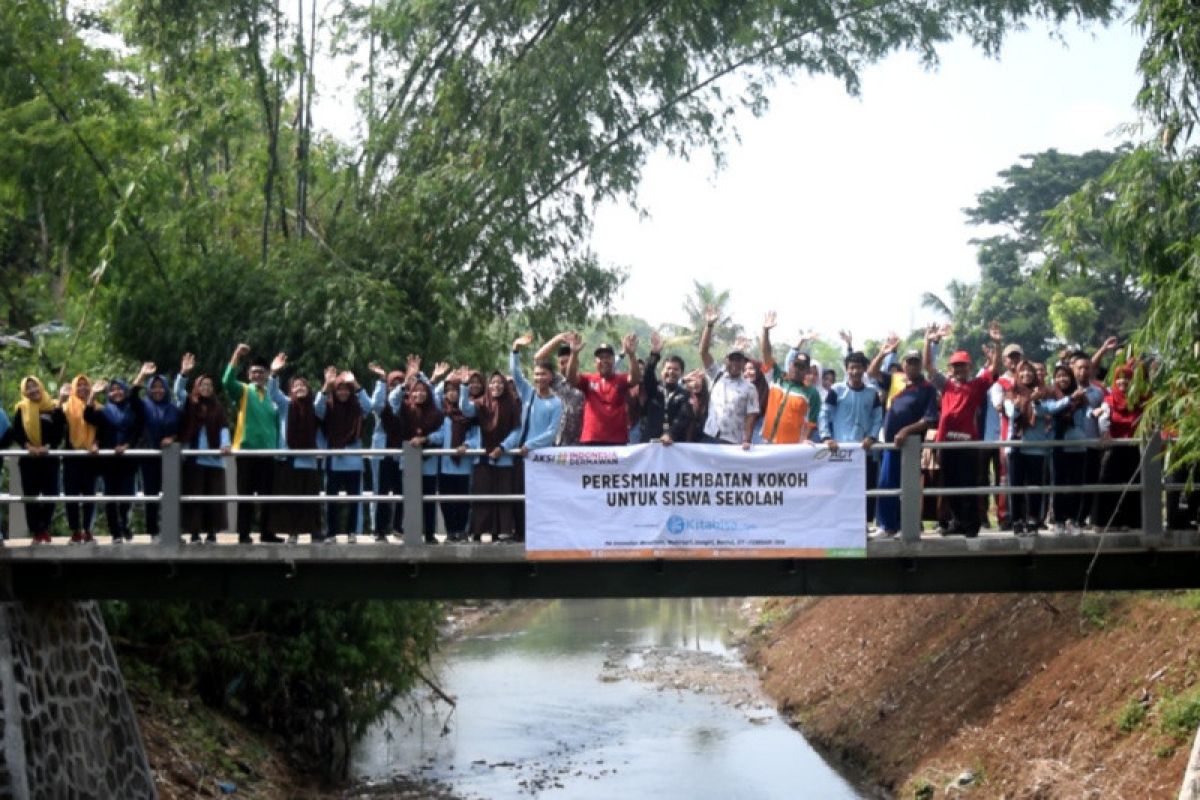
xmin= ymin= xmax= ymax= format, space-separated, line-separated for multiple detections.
xmin=954 ymin=148 xmax=1147 ymax=362
xmin=1158 ymin=685 xmax=1200 ymax=742
xmin=1078 ymin=593 xmax=1120 ymax=629
xmin=1115 ymin=696 xmax=1149 ymax=733
xmin=103 ymin=599 xmax=442 ymax=778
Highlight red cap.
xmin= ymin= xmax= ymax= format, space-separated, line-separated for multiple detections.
xmin=948 ymin=350 xmax=971 ymax=365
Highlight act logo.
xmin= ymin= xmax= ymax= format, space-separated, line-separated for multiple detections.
xmin=666 ymin=515 xmax=686 ymax=534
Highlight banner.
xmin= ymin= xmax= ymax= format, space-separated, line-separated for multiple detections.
xmin=524 ymin=443 xmax=866 ymax=559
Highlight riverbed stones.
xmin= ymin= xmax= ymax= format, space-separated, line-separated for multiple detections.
xmin=0 ymin=601 xmax=156 ymax=799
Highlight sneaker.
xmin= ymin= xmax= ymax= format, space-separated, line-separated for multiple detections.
xmin=238 ymin=534 xmax=252 ymax=544
xmin=287 ymin=534 xmax=299 ymax=545
xmin=83 ymin=531 xmax=95 ymax=544
xmin=205 ymin=533 xmax=217 ymax=544
xmin=324 ymin=536 xmax=337 ymax=545
xmin=69 ymin=531 xmax=85 ymax=545
xmin=111 ymin=535 xmax=123 ymax=545
xmin=1065 ymin=520 xmax=1081 ymax=535
xmin=374 ymin=533 xmax=388 ymax=543
xmin=260 ymin=533 xmax=283 ymax=544
xmin=347 ymin=533 xmax=358 ymax=544
xmin=1053 ymin=523 xmax=1067 ymax=535
xmin=33 ymin=532 xmax=52 ymax=544
xmin=190 ymin=533 xmax=201 ymax=544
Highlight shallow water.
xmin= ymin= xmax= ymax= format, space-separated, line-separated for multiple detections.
xmin=352 ymin=599 xmax=865 ymax=799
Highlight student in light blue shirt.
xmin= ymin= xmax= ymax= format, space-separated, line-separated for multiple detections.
xmin=435 ymin=377 xmax=478 ymax=542
xmin=315 ymin=368 xmax=372 ymax=543
xmin=509 ymin=337 xmax=563 ymax=542
xmin=266 ymin=355 xmax=322 ymax=543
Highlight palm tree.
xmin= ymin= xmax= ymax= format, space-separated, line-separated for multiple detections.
xmin=679 ymin=280 xmax=741 ymax=344
xmin=921 ymin=279 xmax=979 ymax=346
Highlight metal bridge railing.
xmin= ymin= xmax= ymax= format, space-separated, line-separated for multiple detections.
xmin=0 ymin=436 xmax=1186 ymax=548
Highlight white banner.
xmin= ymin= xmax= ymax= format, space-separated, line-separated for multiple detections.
xmin=524 ymin=443 xmax=866 ymax=560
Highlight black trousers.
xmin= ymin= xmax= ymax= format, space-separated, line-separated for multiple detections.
xmin=439 ymin=472 xmax=471 ymax=537
xmin=1008 ymin=451 xmax=1046 ymax=526
xmin=374 ymin=458 xmax=403 ymax=536
xmin=19 ymin=456 xmax=59 ymax=536
xmin=138 ymin=455 xmax=163 ymax=535
xmin=325 ymin=469 xmax=361 ymax=536
xmin=236 ymin=456 xmax=275 ymax=537
xmin=940 ymin=448 xmax=981 ymax=535
xmin=63 ymin=457 xmax=98 ymax=532
xmin=102 ymin=456 xmax=136 ymax=538
xmin=1053 ymin=450 xmax=1087 ymax=525
xmin=1096 ymin=445 xmax=1141 ymax=529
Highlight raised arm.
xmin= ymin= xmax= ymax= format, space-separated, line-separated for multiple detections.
xmin=868 ymin=332 xmax=900 ymax=385
xmin=534 ymin=332 xmax=568 ymax=363
xmin=1092 ymin=336 xmax=1119 ymax=373
xmin=623 ymin=333 xmax=641 ymax=386
xmin=699 ymin=306 xmax=717 ymax=370
xmin=760 ymin=311 xmax=776 ymax=372
xmin=986 ymin=321 xmax=1003 ymax=378
xmin=643 ymin=332 xmax=663 ymax=398
xmin=564 ymin=331 xmax=584 ymax=386
xmin=511 ymin=333 xmax=534 ymax=401
xmin=222 ymin=343 xmax=249 ymax=400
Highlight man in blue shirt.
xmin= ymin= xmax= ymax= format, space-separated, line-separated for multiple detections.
xmin=819 ymin=350 xmax=884 ymax=522
xmin=874 ymin=346 xmax=939 ymax=537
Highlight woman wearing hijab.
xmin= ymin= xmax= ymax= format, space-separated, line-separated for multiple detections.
xmin=1004 ymin=360 xmax=1054 ymax=536
xmin=1096 ymin=363 xmax=1145 ymax=530
xmin=460 ymin=368 xmax=522 ymax=543
xmin=662 ymin=369 xmax=709 ymax=444
xmin=266 ymin=352 xmax=323 ymax=543
xmin=84 ymin=375 xmax=145 ymax=542
xmin=135 ymin=361 xmax=181 ymax=541
xmin=437 ymin=375 xmax=478 ymax=542
xmin=177 ymin=363 xmax=231 ymax=543
xmin=316 ymin=367 xmax=372 ymax=543
xmin=1039 ymin=364 xmax=1089 ymax=535
xmin=61 ymin=374 xmax=100 ymax=543
xmin=390 ymin=372 xmax=445 ymax=541
xmin=12 ymin=376 xmax=66 ymax=543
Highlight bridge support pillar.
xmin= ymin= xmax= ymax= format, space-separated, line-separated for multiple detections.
xmin=0 ymin=601 xmax=156 ymax=799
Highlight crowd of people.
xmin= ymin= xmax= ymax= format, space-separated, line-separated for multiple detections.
xmin=0 ymin=309 xmax=1178 ymax=545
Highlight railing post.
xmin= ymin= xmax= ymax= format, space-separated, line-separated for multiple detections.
xmin=1141 ymin=435 xmax=1164 ymax=543
xmin=5 ymin=455 xmax=26 ymax=540
xmin=160 ymin=443 xmax=182 ymax=547
xmin=402 ymin=443 xmax=424 ymax=546
xmin=900 ymin=436 xmax=923 ymax=543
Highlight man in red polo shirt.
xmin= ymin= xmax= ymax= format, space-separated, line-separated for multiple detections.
xmin=565 ymin=332 xmax=641 ymax=445
xmin=924 ymin=321 xmax=1003 ymax=536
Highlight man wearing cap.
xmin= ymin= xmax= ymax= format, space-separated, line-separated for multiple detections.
xmin=699 ymin=306 xmax=759 ymax=448
xmin=870 ymin=335 xmax=940 ymax=536
xmin=565 ymin=332 xmax=641 ymax=446
xmin=535 ymin=333 xmax=585 ymax=445
xmin=925 ymin=322 xmax=1004 ymax=536
xmin=757 ymin=312 xmax=814 ymax=444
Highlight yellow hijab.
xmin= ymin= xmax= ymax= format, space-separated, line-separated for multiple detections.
xmin=62 ymin=374 xmax=96 ymax=449
xmin=13 ymin=376 xmax=54 ymax=447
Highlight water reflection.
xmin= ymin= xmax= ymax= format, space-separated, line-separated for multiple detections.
xmin=353 ymin=599 xmax=864 ymax=799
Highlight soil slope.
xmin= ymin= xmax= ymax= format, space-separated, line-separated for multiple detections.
xmin=747 ymin=592 xmax=1200 ymax=799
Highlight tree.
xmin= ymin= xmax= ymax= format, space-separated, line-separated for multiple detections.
xmin=920 ymin=279 xmax=979 ymax=349
xmin=680 ymin=281 xmax=741 ymax=345
xmin=1047 ymin=0 xmax=1200 ymax=464
xmin=964 ymin=148 xmax=1148 ymax=361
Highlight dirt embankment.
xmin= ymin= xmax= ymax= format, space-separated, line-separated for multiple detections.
xmin=746 ymin=592 xmax=1200 ymax=799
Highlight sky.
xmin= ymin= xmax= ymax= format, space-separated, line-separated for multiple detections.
xmin=589 ymin=18 xmax=1145 ymax=343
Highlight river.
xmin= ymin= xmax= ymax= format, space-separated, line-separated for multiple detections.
xmin=352 ymin=599 xmax=866 ymax=799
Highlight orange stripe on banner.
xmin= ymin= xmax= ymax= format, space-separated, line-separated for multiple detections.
xmin=526 ymin=548 xmax=838 ymax=561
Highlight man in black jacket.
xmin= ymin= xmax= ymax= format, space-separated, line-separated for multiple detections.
xmin=640 ymin=331 xmax=690 ymax=442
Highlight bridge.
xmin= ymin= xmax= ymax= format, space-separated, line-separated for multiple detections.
xmin=0 ymin=437 xmax=1195 ymax=599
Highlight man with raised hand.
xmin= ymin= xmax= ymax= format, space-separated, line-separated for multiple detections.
xmin=565 ymin=331 xmax=641 ymax=446
xmin=873 ymin=334 xmax=939 ymax=537
xmin=758 ymin=311 xmax=814 ymax=444
xmin=534 ymin=332 xmax=585 ymax=446
xmin=640 ymin=330 xmax=689 ymax=443
xmin=223 ymin=343 xmax=282 ymax=544
xmin=699 ymin=306 xmax=760 ymax=449
xmin=819 ymin=348 xmax=883 ymax=522
xmin=925 ymin=321 xmax=1003 ymax=537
